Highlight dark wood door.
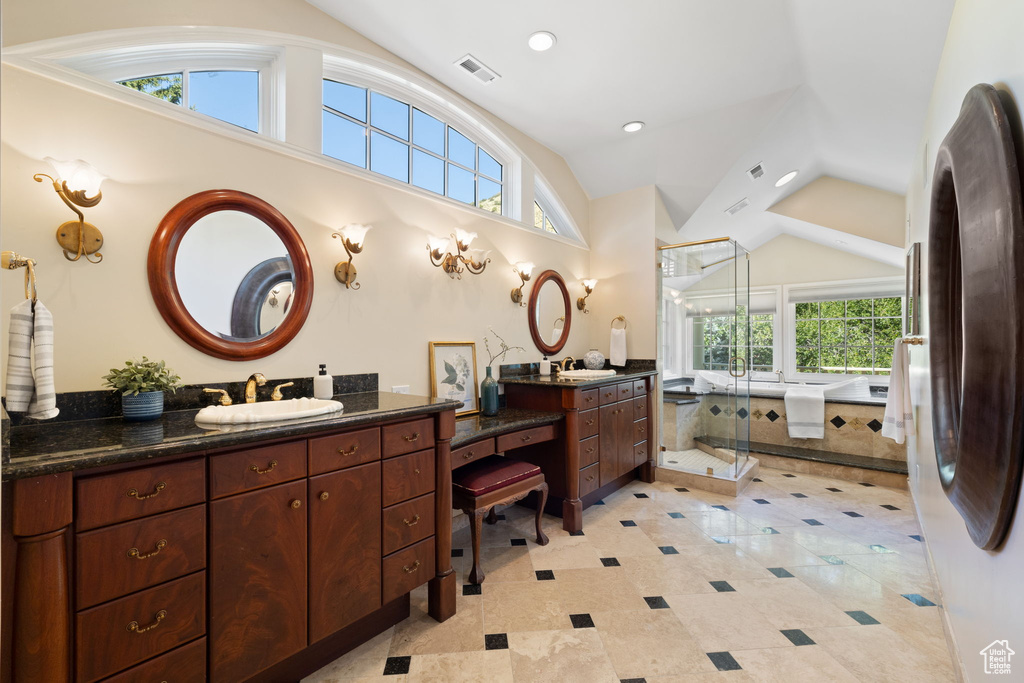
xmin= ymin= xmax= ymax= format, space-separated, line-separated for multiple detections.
xmin=615 ymin=401 xmax=634 ymax=478
xmin=209 ymin=479 xmax=307 ymax=683
xmin=598 ymin=403 xmax=618 ymax=486
xmin=308 ymin=463 xmax=381 ymax=642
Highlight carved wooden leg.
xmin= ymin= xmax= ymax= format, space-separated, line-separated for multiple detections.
xmin=468 ymin=509 xmax=487 ymax=584
xmin=485 ymin=507 xmax=499 ymax=525
xmin=534 ymin=483 xmax=549 ymax=546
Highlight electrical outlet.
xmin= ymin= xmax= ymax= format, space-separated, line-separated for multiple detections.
xmin=391 ymin=385 xmax=410 ymax=395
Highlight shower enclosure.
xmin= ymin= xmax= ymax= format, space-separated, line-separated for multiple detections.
xmin=659 ymin=238 xmax=751 ymax=480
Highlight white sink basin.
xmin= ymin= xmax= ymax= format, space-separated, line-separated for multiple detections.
xmin=195 ymin=397 xmax=344 ymax=425
xmin=558 ymin=369 xmax=618 ymax=379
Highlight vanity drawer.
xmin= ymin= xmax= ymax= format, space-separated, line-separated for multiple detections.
xmin=633 ymin=379 xmax=648 ymax=395
xmin=99 ymin=637 xmax=206 ymax=683
xmin=616 ymin=382 xmax=635 ymax=401
xmin=579 ymin=436 xmax=600 ymax=468
xmin=76 ymin=572 xmax=205 ymax=683
xmin=383 ymin=418 xmax=435 ymax=458
xmin=451 ymin=438 xmax=495 ymax=469
xmin=579 ymin=409 xmax=599 ymax=439
xmin=634 ymin=418 xmax=649 ymax=445
xmin=77 ymin=504 xmax=206 ymax=609
xmin=598 ymin=385 xmax=620 ymax=406
xmin=496 ymin=424 xmax=556 ymax=452
xmin=77 ymin=458 xmax=206 ymax=532
xmin=383 ymin=536 xmax=435 ymax=604
xmin=209 ymin=441 xmax=306 ymax=499
xmin=634 ymin=442 xmax=649 ymax=469
xmin=580 ymin=388 xmax=599 ymax=410
xmin=309 ymin=426 xmax=381 ymax=475
xmin=633 ymin=396 xmax=648 ymax=420
xmin=579 ymin=463 xmax=600 ymax=498
xmin=383 ymin=448 xmax=435 ymax=506
xmin=382 ymin=493 xmax=435 ymax=555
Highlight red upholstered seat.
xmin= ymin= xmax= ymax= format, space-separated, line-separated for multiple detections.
xmin=452 ymin=455 xmax=542 ymax=496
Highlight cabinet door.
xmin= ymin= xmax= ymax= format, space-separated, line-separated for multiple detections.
xmin=615 ymin=401 xmax=635 ymax=478
xmin=598 ymin=403 xmax=618 ymax=486
xmin=309 ymin=463 xmax=382 ymax=642
xmin=209 ymin=479 xmax=307 ymax=683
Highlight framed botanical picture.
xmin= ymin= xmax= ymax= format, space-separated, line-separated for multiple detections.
xmin=905 ymin=242 xmax=921 ymax=335
xmin=428 ymin=341 xmax=479 ymax=417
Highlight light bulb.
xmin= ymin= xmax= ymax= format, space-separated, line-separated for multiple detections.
xmin=340 ymin=223 xmax=371 ymax=248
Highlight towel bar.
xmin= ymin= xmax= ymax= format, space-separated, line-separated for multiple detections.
xmin=901 ymin=337 xmax=925 ymax=345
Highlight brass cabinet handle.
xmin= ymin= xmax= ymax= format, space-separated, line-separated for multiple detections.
xmin=585 ymin=396 xmax=594 ymax=402
xmin=290 ymin=499 xmax=302 ymax=509
xmin=402 ymin=560 xmax=421 ymax=574
xmin=126 ymin=482 xmax=166 ymax=500
xmin=463 ymin=451 xmax=475 ymax=459
xmin=127 ymin=610 xmax=166 ymax=634
xmin=403 ymin=514 xmax=421 ymax=527
xmin=319 ymin=492 xmax=329 ymax=501
xmin=250 ymin=460 xmax=278 ymax=475
xmin=521 ymin=435 xmax=532 ymax=442
xmin=638 ymin=427 xmax=646 ymax=433
xmin=586 ymin=419 xmax=595 ymax=426
xmin=338 ymin=445 xmax=358 ymax=456
xmin=127 ymin=539 xmax=167 ymax=560
xmin=605 ymin=392 xmax=613 ymax=398
xmin=403 ymin=432 xmax=420 ymax=442
xmin=586 ymin=447 xmax=595 ymax=453
xmin=585 ymin=475 xmax=595 ymax=482
xmin=414 ymin=468 xmax=421 ymax=475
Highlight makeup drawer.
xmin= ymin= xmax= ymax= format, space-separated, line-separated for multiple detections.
xmin=308 ymin=426 xmax=381 ymax=475
xmin=451 ymin=438 xmax=496 ymax=469
xmin=209 ymin=441 xmax=306 ymax=499
xmin=382 ymin=493 xmax=435 ymax=555
xmin=76 ymin=458 xmax=205 ymax=532
xmin=495 ymin=424 xmax=556 ymax=452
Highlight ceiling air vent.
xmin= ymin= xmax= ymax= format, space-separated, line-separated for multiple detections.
xmin=725 ymin=198 xmax=750 ymax=216
xmin=746 ymin=163 xmax=764 ymax=181
xmin=455 ymin=54 xmax=500 ymax=85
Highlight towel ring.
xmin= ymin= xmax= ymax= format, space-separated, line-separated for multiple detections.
xmin=553 ymin=316 xmax=565 ymax=329
xmin=611 ymin=315 xmax=627 ymax=330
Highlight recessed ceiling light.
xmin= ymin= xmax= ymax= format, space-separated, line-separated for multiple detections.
xmin=622 ymin=121 xmax=645 ymax=133
xmin=528 ymin=31 xmax=556 ymax=51
xmin=774 ymin=170 xmax=799 ymax=187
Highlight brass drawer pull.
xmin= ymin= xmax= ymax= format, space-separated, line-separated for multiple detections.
xmin=521 ymin=435 xmax=532 ymax=442
xmin=638 ymin=427 xmax=646 ymax=433
xmin=586 ymin=447 xmax=595 ymax=453
xmin=463 ymin=451 xmax=475 ymax=459
xmin=290 ymin=499 xmax=302 ymax=509
xmin=403 ymin=432 xmax=420 ymax=442
xmin=127 ymin=610 xmax=167 ymax=634
xmin=402 ymin=560 xmax=421 ymax=574
xmin=414 ymin=468 xmax=422 ymax=474
xmin=319 ymin=492 xmax=329 ymax=501
xmin=585 ymin=475 xmax=595 ymax=482
xmin=605 ymin=392 xmax=613 ymax=398
xmin=126 ymin=482 xmax=165 ymax=500
xmin=127 ymin=539 xmax=167 ymax=560
xmin=585 ymin=396 xmax=594 ymax=402
xmin=338 ymin=445 xmax=358 ymax=456
xmin=403 ymin=514 xmax=421 ymax=527
xmin=250 ymin=460 xmax=278 ymax=475
xmin=586 ymin=419 xmax=595 ymax=426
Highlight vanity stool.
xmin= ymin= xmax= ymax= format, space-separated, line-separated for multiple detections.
xmin=452 ymin=455 xmax=549 ymax=584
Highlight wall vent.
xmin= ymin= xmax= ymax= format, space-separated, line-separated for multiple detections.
xmin=746 ymin=163 xmax=764 ymax=180
xmin=455 ymin=54 xmax=500 ymax=84
xmin=725 ymin=198 xmax=750 ymax=216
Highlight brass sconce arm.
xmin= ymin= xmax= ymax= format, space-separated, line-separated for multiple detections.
xmin=511 ymin=262 xmax=534 ymax=306
xmin=427 ymin=231 xmax=491 ymax=280
xmin=332 ymin=223 xmax=371 ymax=290
xmin=576 ymin=279 xmax=597 ymax=314
xmin=33 ymin=157 xmax=106 ymax=264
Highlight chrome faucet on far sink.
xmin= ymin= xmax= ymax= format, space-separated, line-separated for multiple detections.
xmin=245 ymin=373 xmax=267 ymax=403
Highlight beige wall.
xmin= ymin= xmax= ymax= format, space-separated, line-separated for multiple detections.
xmin=905 ymin=1 xmax=1024 ymax=679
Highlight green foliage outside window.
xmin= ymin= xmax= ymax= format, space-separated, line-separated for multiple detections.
xmin=119 ymin=74 xmax=183 ymax=105
xmin=693 ymin=311 xmax=774 ymax=373
xmin=795 ymin=297 xmax=901 ymax=375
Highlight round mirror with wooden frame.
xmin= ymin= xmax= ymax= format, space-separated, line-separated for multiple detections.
xmin=148 ymin=189 xmax=314 ymax=361
xmin=528 ymin=269 xmax=571 ymax=356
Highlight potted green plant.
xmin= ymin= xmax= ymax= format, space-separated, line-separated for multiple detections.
xmin=102 ymin=357 xmax=181 ymax=421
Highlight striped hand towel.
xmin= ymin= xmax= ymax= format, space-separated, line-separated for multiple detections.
xmin=882 ymin=339 xmax=914 ymax=444
xmin=5 ymin=299 xmax=59 ymax=419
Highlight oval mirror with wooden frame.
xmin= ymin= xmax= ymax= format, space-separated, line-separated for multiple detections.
xmin=528 ymin=270 xmax=571 ymax=356
xmin=148 ymin=189 xmax=314 ymax=361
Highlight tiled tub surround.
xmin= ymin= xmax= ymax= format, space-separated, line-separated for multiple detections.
xmin=302 ymin=468 xmax=957 ymax=683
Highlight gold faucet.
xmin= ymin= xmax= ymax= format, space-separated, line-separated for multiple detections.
xmin=271 ymin=382 xmax=294 ymax=401
xmin=245 ymin=373 xmax=267 ymax=403
xmin=559 ymin=357 xmax=576 ymax=372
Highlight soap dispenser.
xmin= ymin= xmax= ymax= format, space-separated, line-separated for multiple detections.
xmin=314 ymin=364 xmax=333 ymax=399
xmin=539 ymin=356 xmax=551 ymax=375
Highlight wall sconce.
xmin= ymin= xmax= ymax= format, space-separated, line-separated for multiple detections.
xmin=34 ymin=157 xmax=107 ymax=263
xmin=577 ymin=279 xmax=598 ymax=313
xmin=510 ymin=261 xmax=534 ymax=306
xmin=331 ymin=223 xmax=371 ymax=289
xmin=427 ymin=228 xmax=491 ymax=279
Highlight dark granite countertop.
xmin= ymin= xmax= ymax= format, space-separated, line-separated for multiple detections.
xmin=452 ymin=408 xmax=564 ymax=449
xmin=498 ymin=368 xmax=657 ymax=388
xmin=3 ymin=392 xmax=460 ymax=481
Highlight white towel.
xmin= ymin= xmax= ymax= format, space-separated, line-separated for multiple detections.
xmin=784 ymin=385 xmax=824 ymax=439
xmin=551 ymin=327 xmax=562 ymax=345
xmin=882 ymin=339 xmax=914 ymax=444
xmin=610 ymin=327 xmax=627 ymax=366
xmin=5 ymin=300 xmax=58 ymax=419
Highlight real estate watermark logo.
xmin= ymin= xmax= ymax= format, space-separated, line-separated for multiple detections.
xmin=980 ymin=640 xmax=1014 ymax=675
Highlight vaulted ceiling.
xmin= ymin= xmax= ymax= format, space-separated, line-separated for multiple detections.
xmin=307 ymin=0 xmax=954 ymax=262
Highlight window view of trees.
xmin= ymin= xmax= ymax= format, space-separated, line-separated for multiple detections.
xmin=120 ymin=74 xmax=183 ymax=104
xmin=694 ymin=312 xmax=774 ymax=373
xmin=533 ymin=201 xmax=558 ymax=234
xmin=795 ymin=297 xmax=902 ymax=375
xmin=117 ymin=70 xmax=259 ymax=132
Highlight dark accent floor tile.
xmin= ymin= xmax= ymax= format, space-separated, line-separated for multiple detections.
xmin=791 ymin=493 xmax=808 ymax=498
xmin=826 ymin=487 xmax=843 ymax=492
xmin=570 ymin=613 xmax=595 ymax=628
xmin=843 ymin=511 xmax=864 ymax=518
xmin=511 ymin=538 xmax=527 ymax=546
xmin=782 ymin=473 xmax=797 ymax=478
xmin=830 ymin=415 xmax=847 ymax=429
xmin=761 ymin=527 xmax=780 ymax=534
xmin=535 ymin=570 xmax=555 ymax=581
xmin=675 ymin=487 xmax=690 ymax=492
xmin=621 ymin=679 xmax=647 ymax=683
xmin=901 ymin=593 xmax=937 ymax=607
xmin=859 ymin=482 xmax=876 ymax=487
xmin=463 ymin=584 xmax=482 ymax=596
xmin=710 ymin=580 xmax=735 ymax=592
xmin=754 ymin=498 xmax=771 ymax=504
xmin=765 ymin=409 xmax=781 ymax=422
xmin=384 ymin=656 xmax=411 ymax=675
xmin=569 ymin=530 xmax=585 ymax=536
xmin=752 ymin=478 xmax=763 ymax=482
xmin=452 ymin=548 xmax=464 ymax=558
xmin=620 ymin=520 xmax=638 ymax=527
xmin=634 ymin=493 xmax=650 ymax=499
xmin=768 ymin=567 xmax=795 ymax=578
xmin=485 ymin=633 xmax=509 ymax=650
xmin=707 ymin=651 xmax=742 ymax=671
xmin=737 ymin=407 xmax=749 ymax=419
xmin=712 ymin=504 xmax=729 ymax=510
xmin=820 ymin=555 xmax=845 ymax=565
xmin=781 ymin=629 xmax=816 ymax=646
xmin=803 ymin=519 xmax=824 ymax=526
xmin=668 ymin=512 xmax=686 ymax=518
xmin=881 ymin=504 xmax=901 ymax=510
xmin=659 ymin=546 xmax=679 ymax=555
xmin=909 ymin=534 xmax=924 ymax=542
xmin=595 ymin=500 xmax=606 ymax=505
xmin=644 ymin=596 xmax=670 ymax=609
xmin=867 ymin=419 xmax=883 ymax=432
xmin=601 ymin=557 xmax=621 ymax=567
xmin=846 ymin=610 xmax=880 ymax=625
xmin=869 ymin=545 xmax=894 ymax=554
xmin=711 ymin=537 xmax=733 ymax=544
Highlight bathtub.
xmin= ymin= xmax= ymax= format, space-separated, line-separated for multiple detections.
xmin=696 ymin=371 xmax=870 ymax=400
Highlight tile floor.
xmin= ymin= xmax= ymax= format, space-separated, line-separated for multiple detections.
xmin=303 ymin=467 xmax=957 ymax=683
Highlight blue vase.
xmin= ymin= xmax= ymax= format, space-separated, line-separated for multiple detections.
xmin=480 ymin=366 xmax=499 ymax=416
xmin=122 ymin=391 xmax=164 ymax=422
